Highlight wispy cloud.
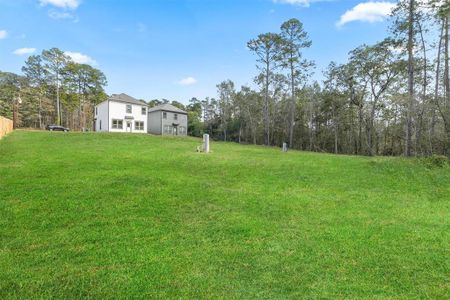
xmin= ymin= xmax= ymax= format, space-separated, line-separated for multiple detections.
xmin=40 ymin=0 xmax=81 ymax=21
xmin=272 ymin=0 xmax=329 ymax=7
xmin=48 ymin=9 xmax=78 ymax=21
xmin=0 ymin=30 xmax=8 ymax=40
xmin=65 ymin=51 xmax=97 ymax=65
xmin=39 ymin=0 xmax=80 ymax=9
xmin=177 ymin=77 xmax=197 ymax=86
xmin=13 ymin=48 xmax=37 ymax=55
xmin=336 ymin=1 xmax=396 ymax=27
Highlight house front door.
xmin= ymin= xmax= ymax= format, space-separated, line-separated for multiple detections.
xmin=126 ymin=121 xmax=132 ymax=133
xmin=173 ymin=126 xmax=178 ymax=136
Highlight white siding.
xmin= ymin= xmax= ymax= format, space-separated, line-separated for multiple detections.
xmin=95 ymin=101 xmax=109 ymax=132
xmin=109 ymin=101 xmax=148 ymax=133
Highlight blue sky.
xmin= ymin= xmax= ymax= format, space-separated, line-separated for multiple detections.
xmin=0 ymin=0 xmax=396 ymax=103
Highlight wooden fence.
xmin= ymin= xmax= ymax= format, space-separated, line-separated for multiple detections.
xmin=0 ymin=116 xmax=13 ymax=139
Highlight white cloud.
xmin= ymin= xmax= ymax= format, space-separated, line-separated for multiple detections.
xmin=337 ymin=1 xmax=396 ymax=27
xmin=48 ymin=9 xmax=75 ymax=19
xmin=41 ymin=0 xmax=81 ymax=21
xmin=273 ymin=0 xmax=328 ymax=7
xmin=64 ymin=51 xmax=97 ymax=65
xmin=13 ymin=48 xmax=37 ymax=55
xmin=0 ymin=30 xmax=8 ymax=39
xmin=177 ymin=77 xmax=197 ymax=86
xmin=39 ymin=0 xmax=80 ymax=9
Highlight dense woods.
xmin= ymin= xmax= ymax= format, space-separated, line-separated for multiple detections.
xmin=186 ymin=0 xmax=450 ymax=157
xmin=0 ymin=48 xmax=107 ymax=131
xmin=1 ymin=0 xmax=449 ymax=157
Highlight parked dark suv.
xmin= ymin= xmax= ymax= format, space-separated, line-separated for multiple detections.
xmin=46 ymin=125 xmax=70 ymax=132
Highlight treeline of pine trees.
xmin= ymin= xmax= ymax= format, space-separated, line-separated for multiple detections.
xmin=0 ymin=48 xmax=107 ymax=131
xmin=186 ymin=1 xmax=450 ymax=157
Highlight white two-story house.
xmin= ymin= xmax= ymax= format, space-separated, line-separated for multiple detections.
xmin=94 ymin=93 xmax=148 ymax=133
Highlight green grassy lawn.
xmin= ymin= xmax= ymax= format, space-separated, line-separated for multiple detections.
xmin=0 ymin=131 xmax=449 ymax=299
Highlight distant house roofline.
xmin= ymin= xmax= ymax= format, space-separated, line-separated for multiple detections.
xmin=148 ymin=104 xmax=187 ymax=114
xmin=108 ymin=93 xmax=148 ymax=106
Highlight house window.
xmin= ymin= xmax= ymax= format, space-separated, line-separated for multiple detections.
xmin=95 ymin=107 xmax=98 ymax=115
xmin=126 ymin=104 xmax=132 ymax=113
xmin=112 ymin=119 xmax=123 ymax=129
xmin=100 ymin=120 xmax=102 ymax=130
xmin=163 ymin=112 xmax=167 ymax=119
xmin=174 ymin=113 xmax=178 ymax=120
xmin=179 ymin=126 xmax=186 ymax=135
xmin=164 ymin=125 xmax=172 ymax=134
xmin=141 ymin=107 xmax=146 ymax=115
xmin=135 ymin=121 xmax=144 ymax=131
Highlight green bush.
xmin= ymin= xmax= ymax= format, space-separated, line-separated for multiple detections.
xmin=421 ymin=155 xmax=449 ymax=169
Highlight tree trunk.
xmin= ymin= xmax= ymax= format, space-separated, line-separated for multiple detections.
xmin=38 ymin=91 xmax=42 ymax=129
xmin=264 ymin=58 xmax=270 ymax=146
xmin=444 ymin=17 xmax=450 ymax=155
xmin=367 ymin=96 xmax=379 ymax=156
xmin=405 ymin=0 xmax=414 ymax=157
xmin=416 ymin=19 xmax=427 ymax=156
xmin=13 ymin=98 xmax=18 ymax=129
xmin=309 ymin=107 xmax=314 ymax=151
xmin=238 ymin=124 xmax=242 ymax=144
xmin=358 ymin=104 xmax=363 ymax=155
xmin=56 ymin=72 xmax=61 ymax=125
xmin=224 ymin=121 xmax=227 ymax=142
xmin=289 ymin=62 xmax=296 ymax=147
xmin=332 ymin=103 xmax=338 ymax=154
xmin=446 ymin=17 xmax=450 ymax=105
xmin=433 ymin=20 xmax=445 ymax=154
xmin=367 ymin=123 xmax=373 ymax=156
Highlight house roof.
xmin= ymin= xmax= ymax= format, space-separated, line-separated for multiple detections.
xmin=148 ymin=104 xmax=187 ymax=114
xmin=108 ymin=93 xmax=147 ymax=106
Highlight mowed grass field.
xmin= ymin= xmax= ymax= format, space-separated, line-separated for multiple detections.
xmin=0 ymin=131 xmax=449 ymax=299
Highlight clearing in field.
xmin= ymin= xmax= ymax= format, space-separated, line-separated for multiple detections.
xmin=0 ymin=131 xmax=449 ymax=298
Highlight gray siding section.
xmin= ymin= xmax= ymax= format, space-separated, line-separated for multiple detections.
xmin=161 ymin=111 xmax=188 ymax=136
xmin=147 ymin=111 xmax=162 ymax=134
